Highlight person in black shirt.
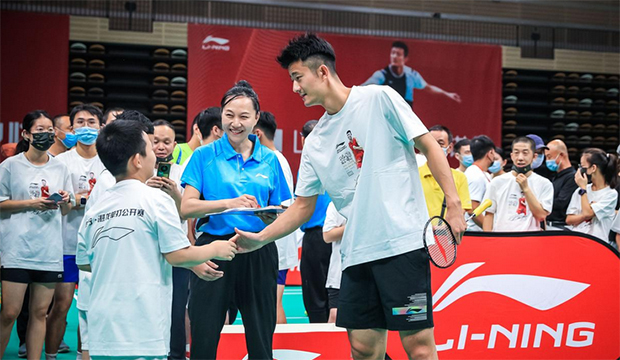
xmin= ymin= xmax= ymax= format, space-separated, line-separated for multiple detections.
xmin=544 ymin=139 xmax=577 ymax=227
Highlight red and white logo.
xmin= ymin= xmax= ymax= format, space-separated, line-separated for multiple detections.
xmin=202 ymin=35 xmax=230 ymax=51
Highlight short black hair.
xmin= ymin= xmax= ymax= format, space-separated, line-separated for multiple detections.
xmin=470 ymin=135 xmax=496 ymax=161
xmin=96 ymin=120 xmax=148 ymax=177
xmin=102 ymin=107 xmax=123 ymax=124
xmin=495 ymin=146 xmax=508 ymax=160
xmin=511 ymin=136 xmax=535 ymax=152
xmin=256 ymin=111 xmax=277 ymax=141
xmin=52 ymin=114 xmax=69 ymax=128
xmin=114 ymin=110 xmax=154 ymax=135
xmin=221 ymin=80 xmax=260 ymax=113
xmin=195 ymin=107 xmax=222 ymax=140
xmin=152 ymin=119 xmax=176 ymax=134
xmin=69 ymin=104 xmax=103 ymax=126
xmin=454 ymin=138 xmax=470 ymax=154
xmin=392 ymin=41 xmax=409 ymax=57
xmin=277 ymin=33 xmax=337 ymax=73
xmin=429 ymin=125 xmax=453 ymax=143
xmin=301 ymin=120 xmax=318 ymax=138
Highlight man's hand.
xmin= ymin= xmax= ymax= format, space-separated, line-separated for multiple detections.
xmin=446 ymin=92 xmax=462 ymax=103
xmin=233 ymin=228 xmax=265 ymax=253
xmin=146 ymin=177 xmax=164 ymax=189
xmin=191 ymin=261 xmax=223 ymax=281
xmin=445 ymin=204 xmax=466 ymax=245
xmin=211 ymin=239 xmax=238 ymax=261
xmin=257 ymin=211 xmax=279 ymax=225
xmin=159 ymin=177 xmax=182 ymax=199
xmin=515 ymin=173 xmax=529 ymax=191
xmin=58 ymin=190 xmax=71 ymax=204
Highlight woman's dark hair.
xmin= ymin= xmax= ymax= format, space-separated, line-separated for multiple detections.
xmin=96 ymin=120 xmax=147 ymax=177
xmin=15 ymin=110 xmax=52 ymax=155
xmin=582 ymin=148 xmax=620 ymax=188
xmin=276 ymin=33 xmax=337 ymax=73
xmin=495 ymin=146 xmax=508 ymax=160
xmin=220 ymin=80 xmax=260 ymax=113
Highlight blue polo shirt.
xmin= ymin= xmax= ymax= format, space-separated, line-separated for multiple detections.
xmin=300 ymin=193 xmax=331 ymax=231
xmin=181 ymin=134 xmax=291 ymax=236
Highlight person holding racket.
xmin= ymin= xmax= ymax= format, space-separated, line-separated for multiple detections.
xmin=180 ymin=80 xmax=291 ymax=360
xmin=233 ymin=34 xmax=466 ymax=360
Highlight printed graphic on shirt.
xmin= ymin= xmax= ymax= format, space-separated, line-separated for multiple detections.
xmin=516 ymin=195 xmax=527 ymax=215
xmin=346 ymin=130 xmax=364 ymax=169
xmin=28 ymin=179 xmax=53 ymax=216
xmin=40 ymin=179 xmax=50 ymax=198
xmin=29 ymin=181 xmax=42 ymax=199
xmin=78 ymin=172 xmax=97 ymax=195
xmin=91 ymin=226 xmax=134 ymax=249
xmin=84 ymin=208 xmax=146 ymax=227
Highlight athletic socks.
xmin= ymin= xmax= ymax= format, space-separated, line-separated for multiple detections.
xmin=45 ymin=353 xmax=58 ymax=360
xmin=76 ymin=351 xmax=83 ymax=360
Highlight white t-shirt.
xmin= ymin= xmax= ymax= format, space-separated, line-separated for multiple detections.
xmin=567 ymin=184 xmax=618 ymax=242
xmin=76 ymin=180 xmax=189 ymax=356
xmin=324 ymin=202 xmax=346 ymax=289
xmin=274 ymin=150 xmax=300 ymax=270
xmin=295 ymin=85 xmax=430 ymax=270
xmin=55 ymin=148 xmax=106 ymax=255
xmin=464 ymin=164 xmax=491 ymax=231
xmin=0 ymin=153 xmax=73 ymax=271
xmin=483 ymin=172 xmax=554 ymax=232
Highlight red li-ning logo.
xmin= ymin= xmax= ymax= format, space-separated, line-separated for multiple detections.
xmin=202 ymin=35 xmax=230 ymax=51
xmin=433 ymin=262 xmax=593 ymax=351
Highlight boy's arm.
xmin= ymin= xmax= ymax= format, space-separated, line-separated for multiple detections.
xmin=164 ymin=240 xmax=237 ymax=268
xmin=324 ymin=226 xmax=344 ymax=244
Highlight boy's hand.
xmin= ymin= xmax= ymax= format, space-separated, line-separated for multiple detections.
xmin=191 ymin=261 xmax=224 ymax=281
xmin=212 ymin=239 xmax=238 ymax=261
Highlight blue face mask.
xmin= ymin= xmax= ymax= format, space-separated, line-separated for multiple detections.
xmin=461 ymin=154 xmax=474 ymax=168
xmin=75 ymin=127 xmax=98 ymax=145
xmin=546 ymin=157 xmax=560 ymax=172
xmin=442 ymin=147 xmax=449 ymax=157
xmin=488 ymin=160 xmax=502 ymax=174
xmin=59 ymin=130 xmax=77 ymax=149
xmin=532 ymin=153 xmax=544 ymax=169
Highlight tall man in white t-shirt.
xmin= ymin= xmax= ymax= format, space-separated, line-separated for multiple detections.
xmin=253 ymin=111 xmax=300 ymax=324
xmin=233 ymin=33 xmax=466 ymax=360
xmin=46 ymin=104 xmax=107 ymax=359
xmin=464 ymin=135 xmax=496 ymax=231
xmin=483 ymin=136 xmax=553 ymax=232
xmin=76 ymin=120 xmax=237 ymax=359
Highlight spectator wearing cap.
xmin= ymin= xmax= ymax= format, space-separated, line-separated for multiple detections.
xmin=526 ymin=134 xmax=553 ymax=180
xmin=544 ymin=139 xmax=578 ymax=228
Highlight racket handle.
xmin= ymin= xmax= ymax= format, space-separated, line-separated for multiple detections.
xmin=467 ymin=199 xmax=493 ymax=220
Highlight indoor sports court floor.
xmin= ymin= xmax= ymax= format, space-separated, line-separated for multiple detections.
xmin=4 ymin=286 xmax=309 ymax=359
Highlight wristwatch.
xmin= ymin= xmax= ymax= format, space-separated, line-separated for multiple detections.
xmin=80 ymin=196 xmax=88 ymax=206
xmin=578 ymin=188 xmax=587 ymax=196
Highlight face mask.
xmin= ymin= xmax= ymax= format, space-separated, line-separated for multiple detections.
xmin=546 ymin=156 xmax=560 ymax=172
xmin=29 ymin=132 xmax=55 ymax=152
xmin=488 ymin=160 xmax=502 ymax=174
xmin=532 ymin=153 xmax=544 ymax=169
xmin=579 ymin=166 xmax=593 ymax=183
xmin=512 ymin=164 xmax=532 ymax=175
xmin=441 ymin=147 xmax=448 ymax=157
xmin=156 ymin=154 xmax=173 ymax=163
xmin=461 ymin=154 xmax=474 ymax=168
xmin=59 ymin=130 xmax=77 ymax=149
xmin=75 ymin=127 xmax=98 ymax=145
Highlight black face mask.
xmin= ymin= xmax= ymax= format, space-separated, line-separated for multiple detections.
xmin=29 ymin=132 xmax=55 ymax=152
xmin=512 ymin=163 xmax=532 ymax=175
xmin=156 ymin=154 xmax=173 ymax=163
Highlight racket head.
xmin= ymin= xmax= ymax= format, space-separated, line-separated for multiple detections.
xmin=423 ymin=216 xmax=457 ymax=268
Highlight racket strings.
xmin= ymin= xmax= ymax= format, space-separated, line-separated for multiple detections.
xmin=427 ymin=217 xmax=456 ymax=267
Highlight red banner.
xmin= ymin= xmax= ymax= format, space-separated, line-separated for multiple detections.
xmin=0 ymin=11 xmax=69 ymax=145
xmin=216 ymin=232 xmax=620 ymax=360
xmin=188 ymin=25 xmax=502 ymax=173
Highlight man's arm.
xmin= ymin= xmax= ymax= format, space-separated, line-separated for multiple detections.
xmin=235 ymin=195 xmax=318 ymax=253
xmin=421 ymin=84 xmax=461 ymax=103
xmin=483 ymin=212 xmax=494 ymax=231
xmin=516 ymin=175 xmax=549 ymax=222
xmin=469 ymin=200 xmax=485 ymax=227
xmin=362 ymin=70 xmax=386 ymax=86
xmin=415 ymin=133 xmax=466 ymax=241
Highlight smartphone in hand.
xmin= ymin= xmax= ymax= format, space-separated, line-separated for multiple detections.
xmin=157 ymin=162 xmax=171 ymax=178
xmin=47 ymin=193 xmax=63 ymax=204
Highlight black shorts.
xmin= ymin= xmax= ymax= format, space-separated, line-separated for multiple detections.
xmin=1 ymin=267 xmax=64 ymax=284
xmin=327 ymin=288 xmax=339 ymax=309
xmin=336 ymin=249 xmax=433 ymax=331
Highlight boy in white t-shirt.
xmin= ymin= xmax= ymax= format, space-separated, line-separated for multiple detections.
xmin=233 ymin=34 xmax=466 ymax=360
xmin=76 ymin=120 xmax=237 ymax=359
xmin=322 ymin=202 xmax=347 ymax=323
xmin=483 ymin=136 xmax=553 ymax=232
xmin=464 ymin=135 xmax=496 ymax=231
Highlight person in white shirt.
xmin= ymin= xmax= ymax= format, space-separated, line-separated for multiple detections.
xmin=76 ymin=120 xmax=237 ymax=359
xmin=610 ymin=213 xmax=620 ymax=250
xmin=454 ymin=138 xmax=472 ymax=173
xmin=483 ymin=137 xmax=553 ymax=232
xmin=0 ymin=110 xmax=73 ymax=359
xmin=566 ymin=148 xmax=619 ymax=243
xmin=322 ymin=202 xmax=346 ymax=324
xmin=253 ymin=111 xmax=301 ymax=324
xmin=464 ymin=135 xmax=497 ymax=231
xmin=47 ymin=104 xmax=107 ymax=359
xmin=233 ymin=33 xmax=466 ymax=360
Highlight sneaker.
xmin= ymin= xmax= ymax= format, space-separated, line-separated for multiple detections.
xmin=18 ymin=343 xmax=27 ymax=358
xmin=58 ymin=339 xmax=70 ymax=353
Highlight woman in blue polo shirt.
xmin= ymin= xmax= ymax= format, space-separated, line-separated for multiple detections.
xmin=181 ymin=80 xmax=290 ymax=360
